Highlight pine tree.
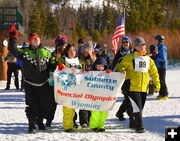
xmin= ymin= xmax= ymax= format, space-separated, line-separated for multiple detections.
xmin=46 ymin=8 xmax=59 ymax=38
xmin=126 ymin=0 xmax=166 ymax=33
xmin=72 ymin=30 xmax=79 ymax=42
xmin=29 ymin=4 xmax=42 ymax=36
xmin=91 ymin=29 xmax=100 ymax=41
xmin=94 ymin=9 xmax=102 ymax=33
xmin=40 ymin=9 xmax=47 ymax=37
xmin=75 ymin=22 xmax=88 ymax=39
xmin=106 ymin=1 xmax=113 ymax=33
xmin=101 ymin=1 xmax=108 ymax=32
xmin=101 ymin=29 xmax=108 ymax=37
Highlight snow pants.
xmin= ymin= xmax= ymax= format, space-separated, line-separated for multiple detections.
xmin=89 ymin=111 xmax=108 ymax=129
xmin=128 ymin=92 xmax=147 ymax=114
xmin=46 ymin=86 xmax=57 ymax=122
xmin=79 ymin=110 xmax=91 ymax=126
xmin=6 ymin=62 xmax=19 ymax=89
xmin=158 ymin=69 xmax=169 ymax=96
xmin=63 ymin=106 xmax=75 ymax=130
xmin=24 ymin=82 xmax=53 ymax=124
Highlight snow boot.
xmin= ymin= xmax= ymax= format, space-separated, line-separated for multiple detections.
xmin=92 ymin=128 xmax=98 ymax=132
xmin=115 ymin=108 xmax=126 ymax=121
xmin=37 ymin=117 xmax=46 ymax=130
xmin=116 ymin=112 xmax=125 ymax=121
xmin=65 ymin=128 xmax=75 ymax=133
xmin=98 ymin=128 xmax=105 ymax=132
xmin=28 ymin=122 xmax=36 ymax=134
xmin=46 ymin=119 xmax=52 ymax=127
xmin=5 ymin=87 xmax=9 ymax=90
xmin=134 ymin=113 xmax=146 ymax=133
xmin=127 ymin=111 xmax=135 ymax=129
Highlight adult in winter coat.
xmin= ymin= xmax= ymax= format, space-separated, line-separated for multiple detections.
xmin=18 ymin=42 xmax=29 ymax=91
xmin=4 ymin=52 xmax=19 ymax=90
xmin=154 ymin=35 xmax=169 ymax=100
xmin=111 ymin=36 xmax=133 ymax=71
xmin=8 ymin=25 xmax=54 ymax=134
xmin=47 ymin=34 xmax=68 ymax=127
xmin=57 ymin=44 xmax=80 ymax=132
xmin=117 ymin=37 xmax=160 ymax=133
xmin=78 ymin=41 xmax=96 ymax=128
xmin=89 ymin=56 xmax=111 ymax=132
xmin=110 ymin=36 xmax=133 ymax=122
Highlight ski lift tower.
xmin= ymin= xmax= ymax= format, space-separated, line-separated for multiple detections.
xmin=0 ymin=6 xmax=24 ymax=80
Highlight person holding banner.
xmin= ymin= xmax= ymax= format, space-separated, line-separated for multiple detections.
xmin=47 ymin=34 xmax=68 ymax=127
xmin=89 ymin=56 xmax=111 ymax=132
xmin=78 ymin=41 xmax=96 ymax=128
xmin=57 ymin=43 xmax=80 ymax=132
xmin=117 ymin=37 xmax=160 ymax=133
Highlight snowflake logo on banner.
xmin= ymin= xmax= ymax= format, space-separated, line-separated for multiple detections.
xmin=57 ymin=71 xmax=77 ymax=90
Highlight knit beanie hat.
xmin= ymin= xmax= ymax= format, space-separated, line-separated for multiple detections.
xmin=78 ymin=38 xmax=84 ymax=44
xmin=55 ymin=34 xmax=67 ymax=50
xmin=134 ymin=37 xmax=146 ymax=47
xmin=28 ymin=33 xmax=40 ymax=44
xmin=121 ymin=36 xmax=132 ymax=46
xmin=82 ymin=41 xmax=94 ymax=53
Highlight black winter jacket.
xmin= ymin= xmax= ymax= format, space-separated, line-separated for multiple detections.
xmin=8 ymin=37 xmax=52 ymax=84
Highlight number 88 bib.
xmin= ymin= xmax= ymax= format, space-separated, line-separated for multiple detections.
xmin=134 ymin=55 xmax=150 ymax=72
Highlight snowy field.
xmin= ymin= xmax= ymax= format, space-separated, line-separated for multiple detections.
xmin=0 ymin=65 xmax=180 ymax=141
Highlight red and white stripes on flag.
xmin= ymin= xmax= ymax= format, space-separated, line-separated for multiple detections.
xmin=112 ymin=13 xmax=125 ymax=55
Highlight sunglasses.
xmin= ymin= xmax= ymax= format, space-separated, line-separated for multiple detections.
xmin=136 ymin=44 xmax=146 ymax=47
xmin=122 ymin=41 xmax=129 ymax=44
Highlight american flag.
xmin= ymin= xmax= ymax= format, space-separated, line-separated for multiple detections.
xmin=112 ymin=13 xmax=125 ymax=55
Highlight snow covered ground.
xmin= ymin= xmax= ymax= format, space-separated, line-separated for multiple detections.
xmin=0 ymin=65 xmax=180 ymax=141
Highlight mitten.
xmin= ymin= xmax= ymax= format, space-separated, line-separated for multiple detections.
xmin=58 ymin=63 xmax=65 ymax=71
xmin=106 ymin=69 xmax=112 ymax=73
xmin=9 ymin=25 xmax=18 ymax=38
xmin=85 ymin=68 xmax=91 ymax=71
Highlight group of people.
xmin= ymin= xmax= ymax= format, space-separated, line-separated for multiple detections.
xmin=6 ymin=24 xmax=168 ymax=134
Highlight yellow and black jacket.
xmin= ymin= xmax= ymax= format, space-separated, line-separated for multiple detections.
xmin=117 ymin=51 xmax=160 ymax=92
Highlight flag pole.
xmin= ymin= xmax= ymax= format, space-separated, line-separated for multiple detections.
xmin=124 ymin=7 xmax=125 ymax=36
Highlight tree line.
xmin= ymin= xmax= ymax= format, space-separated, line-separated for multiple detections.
xmin=0 ymin=0 xmax=180 ymax=43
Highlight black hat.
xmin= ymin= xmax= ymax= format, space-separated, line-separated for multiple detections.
xmin=149 ymin=45 xmax=156 ymax=52
xmin=155 ymin=35 xmax=165 ymax=42
xmin=78 ymin=38 xmax=84 ymax=44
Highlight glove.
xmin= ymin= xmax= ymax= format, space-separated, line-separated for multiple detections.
xmin=106 ymin=69 xmax=112 ymax=73
xmin=58 ymin=63 xmax=65 ymax=71
xmin=85 ymin=68 xmax=91 ymax=71
xmin=9 ymin=25 xmax=18 ymax=38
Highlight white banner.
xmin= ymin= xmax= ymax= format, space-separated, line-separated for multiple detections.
xmin=54 ymin=68 xmax=124 ymax=111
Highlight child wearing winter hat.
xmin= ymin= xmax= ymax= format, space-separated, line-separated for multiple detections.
xmin=148 ymin=45 xmax=157 ymax=95
xmin=8 ymin=25 xmax=53 ymax=134
xmin=89 ymin=56 xmax=112 ymax=132
xmin=55 ymin=34 xmax=67 ymax=61
xmin=117 ymin=37 xmax=160 ymax=133
xmin=78 ymin=41 xmax=97 ymax=128
xmin=57 ymin=44 xmax=80 ymax=133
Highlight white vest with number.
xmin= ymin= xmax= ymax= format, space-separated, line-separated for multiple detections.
xmin=134 ymin=55 xmax=150 ymax=72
